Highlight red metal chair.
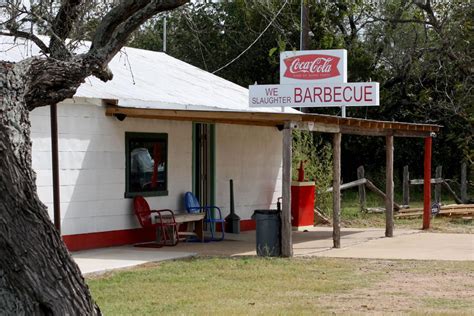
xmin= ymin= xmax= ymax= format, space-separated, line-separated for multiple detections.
xmin=133 ymin=196 xmax=179 ymax=247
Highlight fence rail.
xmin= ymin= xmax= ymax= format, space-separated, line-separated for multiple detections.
xmin=324 ymin=164 xmax=470 ymax=212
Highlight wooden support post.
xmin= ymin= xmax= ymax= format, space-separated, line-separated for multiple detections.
xmin=332 ymin=133 xmax=341 ymax=248
xmin=423 ymin=137 xmax=432 ymax=230
xmin=357 ymin=166 xmax=366 ymax=212
xmin=385 ymin=134 xmax=394 ymax=237
xmin=281 ymin=123 xmax=293 ymax=257
xmin=461 ymin=162 xmax=468 ymax=203
xmin=50 ymin=103 xmax=61 ymax=234
xmin=435 ymin=166 xmax=442 ymax=204
xmin=403 ymin=166 xmax=410 ymax=206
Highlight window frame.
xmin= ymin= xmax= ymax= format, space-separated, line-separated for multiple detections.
xmin=124 ymin=132 xmax=168 ymax=198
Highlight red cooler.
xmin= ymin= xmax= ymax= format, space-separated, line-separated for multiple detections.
xmin=291 ymin=181 xmax=315 ymax=230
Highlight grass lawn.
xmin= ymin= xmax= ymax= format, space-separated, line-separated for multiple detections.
xmin=88 ymin=257 xmax=474 ymax=315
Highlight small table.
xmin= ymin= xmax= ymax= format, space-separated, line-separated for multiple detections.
xmin=152 ymin=212 xmax=205 ymax=243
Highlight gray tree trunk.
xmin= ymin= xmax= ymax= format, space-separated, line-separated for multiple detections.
xmin=0 ymin=0 xmax=189 ymax=312
xmin=0 ymin=61 xmax=100 ymax=314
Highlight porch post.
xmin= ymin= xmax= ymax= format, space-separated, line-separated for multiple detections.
xmin=332 ymin=133 xmax=341 ymax=248
xmin=281 ymin=122 xmax=293 ymax=257
xmin=385 ymin=133 xmax=394 ymax=237
xmin=50 ymin=103 xmax=61 ymax=234
xmin=423 ymin=137 xmax=432 ymax=230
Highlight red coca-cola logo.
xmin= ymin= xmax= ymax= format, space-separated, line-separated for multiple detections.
xmin=284 ymin=54 xmax=340 ymax=80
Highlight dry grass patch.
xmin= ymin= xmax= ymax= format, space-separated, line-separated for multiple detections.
xmin=88 ymin=257 xmax=474 ymax=315
xmin=335 ymin=191 xmax=473 ymax=234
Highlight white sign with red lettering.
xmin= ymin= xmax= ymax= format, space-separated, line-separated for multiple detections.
xmin=249 ymin=82 xmax=379 ymax=108
xmin=280 ymin=49 xmax=347 ymax=84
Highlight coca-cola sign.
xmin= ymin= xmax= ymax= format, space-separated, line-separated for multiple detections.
xmin=250 ymin=49 xmax=380 ymax=113
xmin=283 ymin=54 xmax=340 ymax=80
xmin=280 ymin=49 xmax=347 ymax=84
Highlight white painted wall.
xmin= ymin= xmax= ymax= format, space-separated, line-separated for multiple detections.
xmin=215 ymin=124 xmax=283 ymax=220
xmin=30 ymin=100 xmax=283 ymax=236
xmin=30 ymin=99 xmax=192 ymax=236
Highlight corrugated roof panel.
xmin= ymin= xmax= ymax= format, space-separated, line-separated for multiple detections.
xmin=0 ymin=35 xmax=298 ymax=114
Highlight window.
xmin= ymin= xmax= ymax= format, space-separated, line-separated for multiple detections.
xmin=125 ymin=132 xmax=168 ymax=197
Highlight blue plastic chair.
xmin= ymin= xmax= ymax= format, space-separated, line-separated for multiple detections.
xmin=184 ymin=192 xmax=225 ymax=241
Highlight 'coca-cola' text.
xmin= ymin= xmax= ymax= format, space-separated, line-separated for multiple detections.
xmin=284 ymin=54 xmax=340 ymax=80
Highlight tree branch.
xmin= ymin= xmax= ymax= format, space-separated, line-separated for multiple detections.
xmin=19 ymin=0 xmax=190 ymax=110
xmin=89 ymin=0 xmax=189 ymax=67
xmin=414 ymin=0 xmax=441 ymax=32
xmin=0 ymin=31 xmax=49 ymax=54
xmin=21 ymin=57 xmax=88 ymax=110
xmin=371 ymin=16 xmax=434 ymax=26
xmin=49 ymin=0 xmax=84 ymax=59
xmin=91 ymin=0 xmax=151 ymax=51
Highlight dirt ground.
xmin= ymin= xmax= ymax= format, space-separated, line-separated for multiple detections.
xmin=319 ymin=260 xmax=474 ymax=315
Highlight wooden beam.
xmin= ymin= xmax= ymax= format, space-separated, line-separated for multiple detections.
xmin=366 ymin=180 xmax=402 ymax=211
xmin=332 ymin=133 xmax=342 ymax=248
xmin=423 ymin=137 xmax=432 ymax=230
xmin=293 ymin=121 xmax=340 ymax=133
xmin=128 ymin=116 xmax=279 ymax=127
xmin=410 ymin=178 xmax=444 ymax=185
xmin=106 ymin=106 xmax=301 ymax=125
xmin=105 ymin=105 xmax=441 ymax=137
xmin=441 ymin=181 xmax=463 ymax=204
xmin=340 ymin=126 xmax=388 ymax=137
xmin=326 ymin=178 xmax=367 ymax=192
xmin=281 ymin=122 xmax=293 ymax=257
xmin=385 ymin=134 xmax=394 ymax=237
xmin=399 ymin=204 xmax=473 ymax=212
xmin=339 ymin=126 xmax=436 ymax=138
xmin=393 ymin=130 xmax=438 ymax=138
xmin=396 ymin=208 xmax=474 ymax=218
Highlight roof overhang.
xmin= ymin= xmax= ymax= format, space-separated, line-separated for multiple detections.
xmin=105 ymin=104 xmax=441 ymax=138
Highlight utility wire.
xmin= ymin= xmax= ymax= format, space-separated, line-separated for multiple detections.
xmin=212 ymin=0 xmax=288 ymax=74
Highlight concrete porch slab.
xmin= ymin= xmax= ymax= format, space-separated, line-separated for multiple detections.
xmin=72 ymin=227 xmax=473 ymax=276
xmin=314 ymin=231 xmax=474 ymax=261
xmin=159 ymin=227 xmax=474 ymax=261
xmin=72 ymin=246 xmax=196 ymax=275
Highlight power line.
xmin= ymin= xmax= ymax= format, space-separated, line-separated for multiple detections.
xmin=212 ymin=0 xmax=288 ymax=74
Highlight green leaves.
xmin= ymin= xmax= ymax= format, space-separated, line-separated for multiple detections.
xmin=292 ymin=130 xmax=333 ymax=213
xmin=127 ymin=0 xmax=472 ymax=177
xmin=268 ymin=47 xmax=278 ymax=57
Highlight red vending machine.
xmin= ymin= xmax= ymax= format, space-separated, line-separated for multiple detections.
xmin=291 ymin=181 xmax=315 ymax=230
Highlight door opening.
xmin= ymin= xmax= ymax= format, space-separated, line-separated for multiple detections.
xmin=193 ymin=123 xmax=215 ymax=207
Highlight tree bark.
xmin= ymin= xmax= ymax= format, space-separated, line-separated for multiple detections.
xmin=0 ymin=1 xmax=190 ymax=312
xmin=0 ymin=62 xmax=100 ymax=314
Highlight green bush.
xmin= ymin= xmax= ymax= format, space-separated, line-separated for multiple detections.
xmin=292 ymin=130 xmax=333 ymax=214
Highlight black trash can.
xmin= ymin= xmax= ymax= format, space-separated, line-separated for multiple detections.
xmin=252 ymin=209 xmax=281 ymax=257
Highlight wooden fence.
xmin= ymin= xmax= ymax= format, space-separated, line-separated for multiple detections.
xmin=404 ymin=163 xmax=470 ymax=206
xmin=325 ymin=163 xmax=470 ymax=211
